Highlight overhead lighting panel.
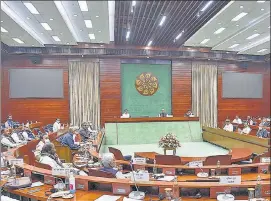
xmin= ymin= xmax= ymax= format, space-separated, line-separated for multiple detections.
xmin=12 ymin=38 xmax=24 ymax=44
xmin=201 ymin=1 xmax=213 ymax=12
xmin=200 ymin=39 xmax=210 ymax=44
xmin=52 ymin=36 xmax=61 ymax=41
xmin=132 ymin=1 xmax=136 ymax=6
xmin=78 ymin=1 xmax=88 ymax=11
xmin=231 ymin=12 xmax=248 ymax=21
xmin=246 ymin=33 xmax=260 ymax=40
xmin=40 ymin=23 xmax=52 ymax=31
xmin=23 ymin=2 xmax=40 ymax=14
xmin=126 ymin=31 xmax=130 ymax=40
xmin=159 ymin=16 xmax=166 ymax=26
xmin=257 ymin=49 xmax=267 ymax=52
xmin=84 ymin=20 xmax=92 ymax=28
xmin=175 ymin=30 xmax=184 ymax=40
xmin=257 ymin=1 xmax=266 ymax=3
xmin=147 ymin=41 xmax=152 ymax=46
xmin=214 ymin=27 xmax=225 ymax=34
xmin=89 ymin=34 xmax=95 ymax=40
xmin=228 ymin=44 xmax=239 ymax=48
xmin=1 ymin=27 xmax=8 ymax=32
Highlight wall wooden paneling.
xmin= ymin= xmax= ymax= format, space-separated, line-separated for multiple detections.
xmin=1 ymin=56 xmax=70 ymax=125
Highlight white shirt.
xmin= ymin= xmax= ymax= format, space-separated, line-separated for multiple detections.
xmin=11 ymin=133 xmax=23 ymax=144
xmin=39 ymin=155 xmax=62 ymax=168
xmin=248 ymin=119 xmax=254 ymax=125
xmin=223 ymin=124 xmax=233 ymax=132
xmin=1 ymin=137 xmax=17 ymax=148
xmin=189 ymin=114 xmax=195 ymax=117
xmin=121 ymin=113 xmax=130 ymax=118
xmin=241 ymin=127 xmax=251 ymax=134
xmin=53 ymin=122 xmax=61 ymax=132
xmin=233 ymin=118 xmax=242 ymax=124
xmin=22 ymin=131 xmax=30 ymax=141
xmin=36 ymin=141 xmax=45 ymax=152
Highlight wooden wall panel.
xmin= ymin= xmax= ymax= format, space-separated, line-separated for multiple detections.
xmin=99 ymin=58 xmax=121 ymax=126
xmin=1 ymin=56 xmax=69 ymax=125
xmin=217 ymin=62 xmax=270 ymax=123
xmin=172 ymin=60 xmax=192 ymax=116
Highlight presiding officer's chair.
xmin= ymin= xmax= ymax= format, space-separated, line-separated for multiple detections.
xmin=203 ymin=155 xmax=232 ymax=166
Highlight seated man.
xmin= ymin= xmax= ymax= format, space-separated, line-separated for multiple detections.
xmin=21 ymin=127 xmax=35 ymax=141
xmin=79 ymin=122 xmax=93 ymax=142
xmin=58 ymin=127 xmax=80 ymax=150
xmin=185 ymin=109 xmax=195 ymax=117
xmin=256 ymin=124 xmax=270 ymax=138
xmin=223 ymin=119 xmax=233 ymax=132
xmin=158 ymin=109 xmax=168 ymax=117
xmin=121 ymin=109 xmax=131 ymax=118
xmin=240 ymin=123 xmax=251 ymax=135
xmin=53 ymin=118 xmax=61 ymax=132
xmin=246 ymin=116 xmax=254 ymax=125
xmin=39 ymin=143 xmax=64 ymax=168
xmin=261 ymin=118 xmax=270 ymax=127
xmin=232 ymin=115 xmax=242 ymax=124
xmin=34 ymin=133 xmax=50 ymax=160
xmin=10 ymin=128 xmax=26 ymax=144
xmin=4 ymin=115 xmax=14 ymax=129
xmin=100 ymin=153 xmax=130 ymax=179
xmin=0 ymin=129 xmax=18 ymax=148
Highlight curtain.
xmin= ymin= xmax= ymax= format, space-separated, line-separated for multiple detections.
xmin=192 ymin=62 xmax=218 ymax=128
xmin=69 ymin=60 xmax=100 ymax=129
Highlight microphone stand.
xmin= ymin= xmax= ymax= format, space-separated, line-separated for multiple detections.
xmin=128 ymin=161 xmax=145 ymax=200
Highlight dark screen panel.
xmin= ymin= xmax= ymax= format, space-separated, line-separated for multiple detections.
xmin=222 ymin=72 xmax=263 ymax=98
xmin=9 ymin=69 xmax=64 ymax=98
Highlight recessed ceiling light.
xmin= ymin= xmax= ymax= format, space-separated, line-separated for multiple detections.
xmin=78 ymin=1 xmax=88 ymax=11
xmin=229 ymin=44 xmax=239 ymax=48
xmin=27 ymin=17 xmax=30 ymax=20
xmin=88 ymin=33 xmax=95 ymax=40
xmin=23 ymin=2 xmax=39 ymax=14
xmin=84 ymin=20 xmax=92 ymax=28
xmin=100 ymin=45 xmax=104 ymax=47
xmin=254 ymin=29 xmax=257 ymax=32
xmin=218 ymin=22 xmax=221 ymax=25
xmin=269 ymin=26 xmax=271 ymax=28
xmin=67 ymin=42 xmax=69 ymax=45
xmin=257 ymin=49 xmax=267 ymax=52
xmin=257 ymin=1 xmax=265 ymax=3
xmin=41 ymin=23 xmax=52 ymax=31
xmin=98 ymin=30 xmax=101 ymax=33
xmin=159 ymin=16 xmax=166 ymax=26
xmin=60 ymin=33 xmax=63 ymax=35
xmin=236 ymin=24 xmax=239 ymax=27
xmin=41 ymin=33 xmax=44 ymax=35
xmin=1 ymin=27 xmax=8 ymax=33
xmin=12 ymin=38 xmax=24 ymax=44
xmin=52 ymin=36 xmax=61 ymax=41
xmin=80 ymin=29 xmax=83 ymax=31
xmin=132 ymin=1 xmax=136 ymax=6
xmin=1 ymin=21 xmax=3 ymax=23
xmin=147 ymin=56 xmax=149 ymax=58
xmin=100 ymin=41 xmax=103 ymax=43
xmin=201 ymin=1 xmax=213 ymax=12
xmin=200 ymin=39 xmax=210 ymax=44
xmin=73 ymin=14 xmax=77 ymax=17
xmin=126 ymin=31 xmax=130 ymax=40
xmin=214 ymin=27 xmax=225 ymax=34
xmin=261 ymin=8 xmax=264 ymax=11
xmin=147 ymin=41 xmax=152 ymax=46
xmin=231 ymin=12 xmax=248 ymax=21
xmin=50 ymin=18 xmax=53 ymax=21
xmin=96 ymin=15 xmax=99 ymax=18
xmin=246 ymin=33 xmax=260 ymax=40
xmin=175 ymin=30 xmax=184 ymax=40
xmin=240 ymin=5 xmax=243 ymax=8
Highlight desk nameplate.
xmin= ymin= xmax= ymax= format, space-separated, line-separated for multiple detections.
xmin=262 ymin=184 xmax=270 ymax=197
xmin=112 ymin=183 xmax=131 ymax=195
xmin=210 ymin=187 xmax=231 ymax=198
xmin=75 ymin=178 xmax=88 ymax=191
xmin=195 ymin=168 xmax=209 ymax=175
xmin=228 ymin=167 xmax=241 ymax=176
xmin=162 ymin=167 xmax=176 ymax=176
xmin=44 ymin=175 xmax=56 ymax=185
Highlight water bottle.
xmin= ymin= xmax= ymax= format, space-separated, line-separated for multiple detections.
xmin=69 ymin=171 xmax=76 ymax=194
xmin=255 ymin=175 xmax=262 ymax=198
xmin=216 ymin=160 xmax=221 ymax=176
xmin=153 ymin=159 xmax=157 ymax=174
xmin=173 ymin=176 xmax=179 ymax=199
xmin=65 ymin=169 xmax=70 ymax=190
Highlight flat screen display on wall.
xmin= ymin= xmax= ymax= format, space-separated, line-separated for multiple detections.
xmin=9 ymin=69 xmax=64 ymax=98
xmin=222 ymin=72 xmax=263 ymax=98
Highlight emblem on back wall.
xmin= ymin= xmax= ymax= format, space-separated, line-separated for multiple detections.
xmin=135 ymin=72 xmax=159 ymax=96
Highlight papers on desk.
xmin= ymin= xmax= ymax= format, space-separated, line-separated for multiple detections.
xmin=123 ymin=197 xmax=140 ymax=201
xmin=95 ymin=195 xmax=121 ymax=201
xmin=30 ymin=181 xmax=44 ymax=188
xmin=156 ymin=176 xmax=175 ymax=181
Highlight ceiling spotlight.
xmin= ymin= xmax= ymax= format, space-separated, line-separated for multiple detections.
xmin=126 ymin=31 xmax=130 ymax=40
xmin=236 ymin=24 xmax=239 ymax=27
xmin=231 ymin=12 xmax=248 ymax=21
xmin=132 ymin=1 xmax=136 ymax=6
xmin=159 ymin=16 xmax=166 ymax=26
xmin=96 ymin=15 xmax=99 ymax=18
xmin=1 ymin=21 xmax=3 ymax=22
xmin=240 ymin=5 xmax=243 ymax=8
xmin=27 ymin=17 xmax=30 ymax=20
xmin=50 ymin=18 xmax=53 ymax=21
xmin=269 ymin=26 xmax=270 ymax=28
xmin=32 ymin=45 xmax=34 ymax=46
xmin=98 ymin=30 xmax=101 ymax=33
xmin=228 ymin=44 xmax=239 ymax=48
xmin=74 ymin=14 xmax=78 ymax=17
xmin=201 ymin=1 xmax=213 ymax=12
xmin=78 ymin=1 xmax=88 ymax=11
xmin=67 ymin=42 xmax=70 ymax=45
xmin=147 ymin=41 xmax=152 ymax=46
xmin=261 ymin=8 xmax=264 ymax=11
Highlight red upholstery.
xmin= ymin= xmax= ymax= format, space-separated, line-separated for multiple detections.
xmin=108 ymin=147 xmax=125 ymax=160
xmin=155 ymin=154 xmax=182 ymax=165
xmin=88 ymin=168 xmax=115 ymax=178
xmin=203 ymin=155 xmax=232 ymax=166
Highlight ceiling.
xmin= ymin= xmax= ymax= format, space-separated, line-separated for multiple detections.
xmin=184 ymin=1 xmax=271 ymax=55
xmin=0 ymin=1 xmax=270 ymax=56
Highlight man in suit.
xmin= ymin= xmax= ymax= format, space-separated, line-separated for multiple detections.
xmin=158 ymin=109 xmax=168 ymax=117
xmin=256 ymin=124 xmax=270 ymax=138
xmin=58 ymin=126 xmax=80 ymax=150
xmin=4 ymin=115 xmax=14 ymax=129
xmin=79 ymin=122 xmax=93 ymax=142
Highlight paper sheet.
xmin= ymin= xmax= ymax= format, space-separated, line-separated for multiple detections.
xmin=157 ymin=176 xmax=175 ymax=181
xmin=95 ymin=195 xmax=121 ymax=201
xmin=123 ymin=197 xmax=140 ymax=201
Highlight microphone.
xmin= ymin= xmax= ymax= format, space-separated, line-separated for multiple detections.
xmin=196 ymin=164 xmax=208 ymax=178
xmin=128 ymin=161 xmax=145 ymax=200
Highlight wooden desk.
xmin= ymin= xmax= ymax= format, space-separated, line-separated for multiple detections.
xmin=203 ymin=127 xmax=269 ymax=154
xmin=105 ymin=117 xmax=199 ymax=123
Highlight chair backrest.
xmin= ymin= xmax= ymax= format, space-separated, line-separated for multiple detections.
xmin=88 ymin=168 xmax=115 ymax=178
xmin=203 ymin=155 xmax=232 ymax=166
xmin=252 ymin=151 xmax=270 ymax=163
xmin=108 ymin=147 xmax=125 ymax=160
xmin=155 ymin=155 xmax=182 ymax=165
xmin=34 ymin=160 xmax=52 ymax=170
